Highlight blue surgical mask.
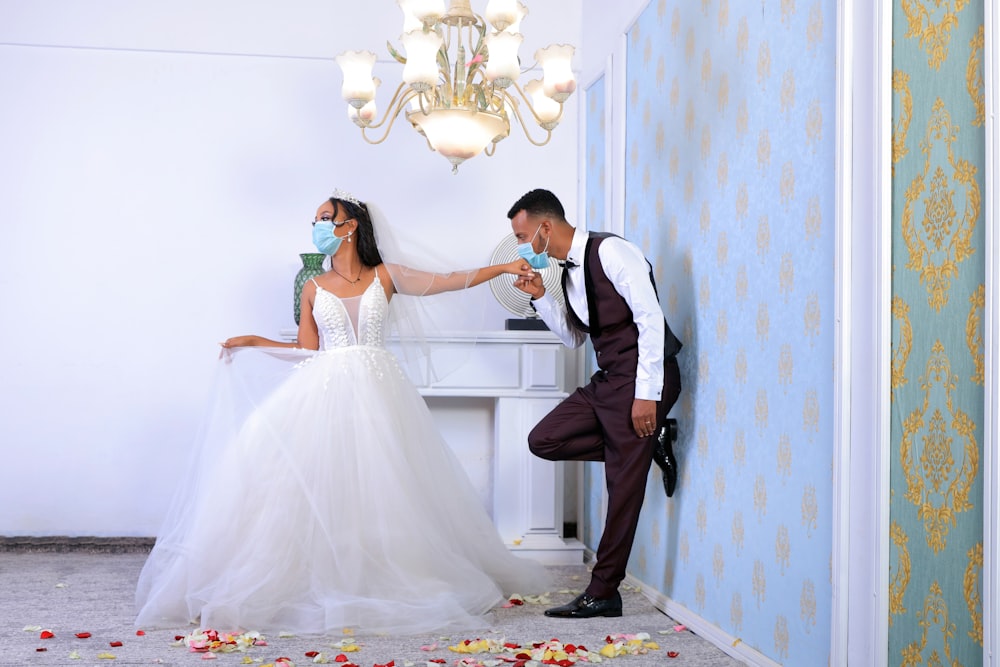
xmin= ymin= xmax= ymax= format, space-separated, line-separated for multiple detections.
xmin=312 ymin=221 xmax=352 ymax=255
xmin=516 ymin=224 xmax=550 ymax=270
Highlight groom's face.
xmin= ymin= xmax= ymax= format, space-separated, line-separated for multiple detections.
xmin=510 ymin=211 xmax=548 ymax=253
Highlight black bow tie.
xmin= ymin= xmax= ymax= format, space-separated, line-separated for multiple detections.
xmin=560 ymin=259 xmax=578 ymax=269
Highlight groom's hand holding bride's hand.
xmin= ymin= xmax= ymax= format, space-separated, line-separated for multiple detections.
xmin=508 ymin=260 xmax=545 ymax=300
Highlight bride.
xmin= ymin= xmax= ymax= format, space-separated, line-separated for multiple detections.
xmin=134 ymin=190 xmax=550 ymax=635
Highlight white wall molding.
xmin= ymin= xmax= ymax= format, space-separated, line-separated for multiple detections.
xmin=831 ymin=0 xmax=892 ymax=665
xmin=984 ymin=0 xmax=999 ymax=662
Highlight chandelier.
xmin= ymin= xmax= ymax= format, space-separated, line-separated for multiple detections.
xmin=335 ymin=0 xmax=576 ymax=173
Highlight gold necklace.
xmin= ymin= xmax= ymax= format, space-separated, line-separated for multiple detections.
xmin=332 ymin=266 xmax=363 ymax=284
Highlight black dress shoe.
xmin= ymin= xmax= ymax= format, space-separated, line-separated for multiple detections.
xmin=651 ymin=419 xmax=678 ymax=497
xmin=544 ymin=591 xmax=623 ymax=618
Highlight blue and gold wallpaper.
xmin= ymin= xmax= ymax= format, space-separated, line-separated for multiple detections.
xmin=586 ymin=1 xmax=838 ymax=663
xmin=888 ymin=1 xmax=985 ymax=665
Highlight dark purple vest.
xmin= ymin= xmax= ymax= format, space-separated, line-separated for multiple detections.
xmin=564 ymin=233 xmax=682 ymax=379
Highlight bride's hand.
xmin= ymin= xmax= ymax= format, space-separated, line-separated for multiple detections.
xmin=502 ymin=259 xmax=536 ymax=277
xmin=221 ymin=335 xmax=263 ymax=348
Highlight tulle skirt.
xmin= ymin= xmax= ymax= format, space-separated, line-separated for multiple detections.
xmin=135 ymin=345 xmax=550 ymax=635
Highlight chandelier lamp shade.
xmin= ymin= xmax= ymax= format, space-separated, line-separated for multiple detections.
xmin=335 ymin=0 xmax=576 ymax=173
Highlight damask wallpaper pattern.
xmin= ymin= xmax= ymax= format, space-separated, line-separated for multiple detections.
xmin=888 ymin=1 xmax=985 ymax=665
xmin=614 ymin=1 xmax=837 ymax=664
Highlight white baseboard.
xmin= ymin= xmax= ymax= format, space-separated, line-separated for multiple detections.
xmin=583 ymin=550 xmax=781 ymax=666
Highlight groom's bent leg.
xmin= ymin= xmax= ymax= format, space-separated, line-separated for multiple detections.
xmin=528 ymin=383 xmax=605 ymax=462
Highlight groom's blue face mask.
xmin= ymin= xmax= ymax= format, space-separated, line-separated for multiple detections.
xmin=516 ymin=224 xmax=550 ymax=270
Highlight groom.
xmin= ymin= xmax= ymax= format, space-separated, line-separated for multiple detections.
xmin=507 ymin=189 xmax=682 ymax=619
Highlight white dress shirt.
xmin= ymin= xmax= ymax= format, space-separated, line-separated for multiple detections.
xmin=531 ymin=228 xmax=666 ymax=401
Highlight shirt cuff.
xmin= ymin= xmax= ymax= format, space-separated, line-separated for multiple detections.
xmin=634 ymin=380 xmax=662 ymax=402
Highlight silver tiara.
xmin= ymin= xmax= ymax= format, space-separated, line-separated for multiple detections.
xmin=331 ymin=188 xmax=361 ymax=207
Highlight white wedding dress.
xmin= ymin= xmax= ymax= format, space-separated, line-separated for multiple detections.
xmin=135 ymin=271 xmax=550 ymax=635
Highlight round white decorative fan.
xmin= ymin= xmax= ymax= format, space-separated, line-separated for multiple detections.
xmin=488 ymin=233 xmax=565 ymax=321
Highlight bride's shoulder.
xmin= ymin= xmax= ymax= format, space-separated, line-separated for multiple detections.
xmin=373 ymin=264 xmax=397 ymax=296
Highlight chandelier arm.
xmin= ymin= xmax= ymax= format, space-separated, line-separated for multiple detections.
xmin=436 ymin=45 xmax=453 ymax=101
xmin=359 ymin=89 xmax=422 ymax=145
xmin=504 ymin=91 xmax=556 ymax=147
xmin=507 ymin=81 xmax=565 ymax=131
xmin=466 ymin=17 xmax=487 ymax=89
xmin=356 ymin=81 xmax=411 ymax=132
xmin=469 ymin=14 xmax=486 ymax=64
xmin=441 ymin=21 xmax=452 ymax=53
xmin=508 ymin=80 xmax=564 ymax=126
xmin=416 ymin=90 xmax=431 ymax=115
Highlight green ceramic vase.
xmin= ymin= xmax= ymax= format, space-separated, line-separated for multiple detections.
xmin=293 ymin=253 xmax=326 ymax=325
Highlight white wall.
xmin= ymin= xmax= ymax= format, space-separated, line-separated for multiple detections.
xmin=0 ymin=0 xmax=582 ymax=536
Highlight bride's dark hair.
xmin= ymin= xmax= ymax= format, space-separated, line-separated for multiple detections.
xmin=330 ymin=197 xmax=383 ymax=268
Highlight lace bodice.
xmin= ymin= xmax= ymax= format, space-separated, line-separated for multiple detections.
xmin=311 ymin=272 xmax=388 ymax=350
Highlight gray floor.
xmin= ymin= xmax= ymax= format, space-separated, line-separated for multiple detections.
xmin=0 ymin=546 xmax=745 ymax=666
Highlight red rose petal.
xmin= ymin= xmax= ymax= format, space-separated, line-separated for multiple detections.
xmin=40 ymin=630 xmax=55 ymax=639
xmin=175 ymin=635 xmax=185 ymax=641
xmin=136 ymin=630 xmax=146 ymax=636
xmin=36 ymin=648 xmax=47 ymax=652
xmin=335 ymin=654 xmax=350 ymax=663
xmin=667 ymin=651 xmax=680 ymax=658
xmin=76 ymin=632 xmax=92 ymax=639
xmin=305 ymin=652 xmax=320 ymax=658
xmin=109 ymin=641 xmax=123 ymax=647
xmin=276 ymin=658 xmax=292 ymax=664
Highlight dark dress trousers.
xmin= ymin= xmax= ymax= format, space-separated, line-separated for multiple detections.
xmin=528 ymin=233 xmax=682 ymax=598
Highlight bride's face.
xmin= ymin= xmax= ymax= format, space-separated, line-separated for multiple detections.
xmin=315 ymin=201 xmax=355 ymax=235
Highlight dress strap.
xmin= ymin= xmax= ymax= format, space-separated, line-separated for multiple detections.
xmin=310 ymin=278 xmax=321 ymax=288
